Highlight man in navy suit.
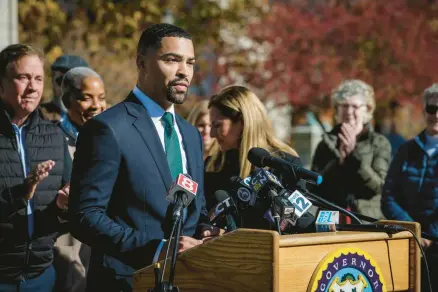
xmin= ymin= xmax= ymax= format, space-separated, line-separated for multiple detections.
xmin=69 ymin=24 xmax=210 ymax=292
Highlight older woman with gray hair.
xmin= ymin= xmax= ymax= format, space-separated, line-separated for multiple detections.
xmin=382 ymin=84 xmax=438 ymax=292
xmin=311 ymin=79 xmax=391 ymax=221
xmin=54 ymin=66 xmax=106 ymax=292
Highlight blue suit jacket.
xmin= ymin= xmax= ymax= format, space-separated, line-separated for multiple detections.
xmin=69 ymin=93 xmax=207 ymax=291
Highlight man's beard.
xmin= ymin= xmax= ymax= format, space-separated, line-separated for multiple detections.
xmin=166 ymin=79 xmax=189 ymax=104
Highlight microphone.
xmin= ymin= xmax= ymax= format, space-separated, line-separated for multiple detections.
xmin=263 ymin=190 xmax=293 ymax=234
xmin=248 ymin=147 xmax=323 ymax=185
xmin=315 ymin=211 xmax=404 ymax=234
xmin=315 ymin=210 xmax=339 ymax=232
xmin=209 ymin=190 xmax=238 ymax=232
xmin=273 ymin=194 xmax=295 ymax=219
xmin=248 ymin=169 xmax=315 ymax=232
xmin=229 ymin=176 xmax=257 ymax=208
xmin=163 ymin=174 xmax=198 ymax=291
xmin=248 ymin=168 xmax=283 ymax=200
xmin=166 ymin=173 xmax=198 ymax=222
xmin=248 ymin=168 xmax=284 ymax=222
xmin=284 ymin=189 xmax=314 ymax=226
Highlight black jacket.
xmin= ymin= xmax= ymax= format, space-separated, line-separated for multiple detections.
xmin=0 ymin=102 xmax=70 ymax=281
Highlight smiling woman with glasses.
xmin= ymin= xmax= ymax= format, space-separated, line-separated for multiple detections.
xmin=382 ymin=84 xmax=438 ymax=292
xmin=311 ymin=79 xmax=391 ymax=221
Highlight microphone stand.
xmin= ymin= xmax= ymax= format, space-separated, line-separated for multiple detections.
xmin=268 ymin=190 xmax=282 ymax=235
xmin=303 ymin=188 xmax=362 ymax=224
xmin=288 ymin=178 xmax=362 ymax=225
xmin=272 ymin=208 xmax=282 ymax=235
xmin=149 ymin=197 xmax=185 ymax=292
xmin=167 ymin=216 xmax=182 ymax=291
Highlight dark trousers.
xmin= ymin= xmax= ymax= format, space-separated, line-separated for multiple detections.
xmin=0 ymin=265 xmax=56 ymax=292
xmin=422 ymin=252 xmax=438 ymax=292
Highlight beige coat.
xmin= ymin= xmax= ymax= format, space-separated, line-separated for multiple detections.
xmin=54 ymin=133 xmax=91 ymax=292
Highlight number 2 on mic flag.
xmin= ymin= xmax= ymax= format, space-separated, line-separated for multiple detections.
xmin=177 ymin=174 xmax=198 ymax=196
xmin=287 ymin=190 xmax=312 ymax=218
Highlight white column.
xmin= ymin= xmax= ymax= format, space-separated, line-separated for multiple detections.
xmin=0 ymin=0 xmax=18 ymax=50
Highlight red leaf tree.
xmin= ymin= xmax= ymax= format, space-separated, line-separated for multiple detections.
xmin=219 ymin=0 xmax=438 ymax=108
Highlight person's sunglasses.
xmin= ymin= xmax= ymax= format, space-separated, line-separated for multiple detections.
xmin=425 ymin=105 xmax=438 ymax=115
xmin=55 ymin=75 xmax=64 ymax=86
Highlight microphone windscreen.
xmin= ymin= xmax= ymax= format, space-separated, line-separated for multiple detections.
xmin=214 ymin=190 xmax=230 ymax=203
xmin=247 ymin=147 xmax=270 ymax=167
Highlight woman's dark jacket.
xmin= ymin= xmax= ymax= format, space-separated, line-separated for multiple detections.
xmin=311 ymin=124 xmax=391 ymax=219
xmin=382 ymin=131 xmax=438 ymax=238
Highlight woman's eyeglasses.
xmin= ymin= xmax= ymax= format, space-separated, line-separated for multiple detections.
xmin=338 ymin=103 xmax=366 ymax=110
xmin=425 ymin=105 xmax=438 ymax=115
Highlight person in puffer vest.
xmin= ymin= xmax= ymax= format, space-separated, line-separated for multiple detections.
xmin=382 ymin=84 xmax=438 ymax=292
xmin=0 ymin=44 xmax=71 ymax=292
xmin=311 ymin=79 xmax=391 ymax=221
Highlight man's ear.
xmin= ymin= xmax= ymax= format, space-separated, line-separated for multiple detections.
xmin=136 ymin=55 xmax=145 ymax=70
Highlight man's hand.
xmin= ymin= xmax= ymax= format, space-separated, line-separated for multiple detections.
xmin=157 ymin=236 xmax=203 ymax=262
xmin=56 ymin=183 xmax=70 ymax=210
xmin=422 ymin=238 xmax=433 ymax=250
xmin=24 ymin=160 xmax=55 ymax=200
xmin=178 ymin=236 xmax=203 ymax=253
xmin=200 ymin=225 xmax=224 ymax=243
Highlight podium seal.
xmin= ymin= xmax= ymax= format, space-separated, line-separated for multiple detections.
xmin=307 ymin=248 xmax=387 ymax=292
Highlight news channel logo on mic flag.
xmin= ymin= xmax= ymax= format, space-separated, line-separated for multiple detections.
xmin=315 ymin=211 xmax=339 ymax=232
xmin=307 ymin=248 xmax=386 ymax=292
xmin=249 ymin=169 xmax=282 ymax=194
xmin=287 ymin=190 xmax=312 ymax=217
xmin=176 ymin=173 xmax=198 ymax=195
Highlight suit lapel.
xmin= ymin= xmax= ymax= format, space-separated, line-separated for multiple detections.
xmin=176 ymin=116 xmax=200 ymax=216
xmin=176 ymin=116 xmax=196 ymax=176
xmin=124 ymin=92 xmax=173 ymax=188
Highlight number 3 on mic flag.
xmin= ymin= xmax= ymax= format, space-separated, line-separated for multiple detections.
xmin=177 ymin=174 xmax=198 ymax=196
xmin=287 ymin=190 xmax=312 ymax=218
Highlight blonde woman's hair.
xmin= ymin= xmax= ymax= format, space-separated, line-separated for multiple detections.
xmin=206 ymin=86 xmax=298 ymax=178
xmin=186 ymin=100 xmax=218 ymax=157
xmin=187 ymin=100 xmax=209 ymax=125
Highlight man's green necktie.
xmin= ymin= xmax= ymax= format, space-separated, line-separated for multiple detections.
xmin=162 ymin=112 xmax=183 ymax=180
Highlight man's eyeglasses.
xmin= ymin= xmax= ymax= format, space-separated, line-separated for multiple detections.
xmin=425 ymin=105 xmax=438 ymax=115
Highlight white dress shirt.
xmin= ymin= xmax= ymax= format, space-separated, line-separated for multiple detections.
xmin=132 ymin=86 xmax=188 ymax=174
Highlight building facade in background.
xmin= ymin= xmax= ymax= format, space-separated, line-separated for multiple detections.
xmin=0 ymin=0 xmax=17 ymax=50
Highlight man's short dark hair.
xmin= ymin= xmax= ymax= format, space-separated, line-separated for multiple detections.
xmin=0 ymin=44 xmax=44 ymax=81
xmin=137 ymin=23 xmax=192 ymax=56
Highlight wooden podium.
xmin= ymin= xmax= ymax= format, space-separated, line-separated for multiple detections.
xmin=133 ymin=221 xmax=420 ymax=291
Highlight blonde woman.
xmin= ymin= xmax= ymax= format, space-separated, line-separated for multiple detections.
xmin=186 ymin=100 xmax=218 ymax=160
xmin=204 ymin=86 xmax=301 ymax=212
